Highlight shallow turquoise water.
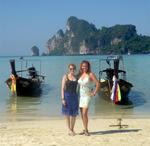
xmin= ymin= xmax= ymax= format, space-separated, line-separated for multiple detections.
xmin=0 ymin=55 xmax=150 ymax=120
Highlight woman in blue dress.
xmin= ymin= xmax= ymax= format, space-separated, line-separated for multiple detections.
xmin=61 ymin=64 xmax=78 ymax=136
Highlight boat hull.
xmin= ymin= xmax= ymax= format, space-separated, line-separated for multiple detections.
xmin=100 ymin=79 xmax=133 ymax=105
xmin=6 ymin=77 xmax=42 ymax=96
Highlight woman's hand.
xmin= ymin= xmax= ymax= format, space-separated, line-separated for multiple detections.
xmin=90 ymin=91 xmax=96 ymax=97
xmin=62 ymin=99 xmax=66 ymax=106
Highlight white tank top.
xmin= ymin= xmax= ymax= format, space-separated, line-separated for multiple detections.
xmin=78 ymin=74 xmax=92 ymax=97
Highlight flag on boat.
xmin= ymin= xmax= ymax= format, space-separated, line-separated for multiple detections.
xmin=110 ymin=75 xmax=121 ymax=103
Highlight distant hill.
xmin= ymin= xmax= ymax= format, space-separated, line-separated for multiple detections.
xmin=31 ymin=46 xmax=40 ymax=56
xmin=45 ymin=16 xmax=150 ymax=55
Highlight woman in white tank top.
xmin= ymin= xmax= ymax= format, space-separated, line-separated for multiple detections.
xmin=78 ymin=73 xmax=92 ymax=108
xmin=78 ymin=60 xmax=100 ymax=136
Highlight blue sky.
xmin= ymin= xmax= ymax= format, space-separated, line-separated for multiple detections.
xmin=0 ymin=0 xmax=150 ymax=56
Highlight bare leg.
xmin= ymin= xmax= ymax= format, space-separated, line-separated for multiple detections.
xmin=82 ymin=108 xmax=90 ymax=136
xmin=80 ymin=108 xmax=85 ymax=130
xmin=79 ymin=107 xmax=89 ymax=135
xmin=80 ymin=108 xmax=83 ymax=121
xmin=82 ymin=108 xmax=88 ymax=131
xmin=79 ymin=108 xmax=85 ymax=135
xmin=65 ymin=116 xmax=71 ymax=133
xmin=70 ymin=116 xmax=76 ymax=135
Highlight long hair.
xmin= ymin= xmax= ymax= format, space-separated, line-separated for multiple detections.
xmin=78 ymin=60 xmax=91 ymax=77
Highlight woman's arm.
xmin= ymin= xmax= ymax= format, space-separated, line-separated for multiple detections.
xmin=90 ymin=72 xmax=100 ymax=96
xmin=61 ymin=75 xmax=67 ymax=105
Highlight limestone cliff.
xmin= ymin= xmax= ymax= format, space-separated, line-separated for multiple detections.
xmin=31 ymin=46 xmax=39 ymax=56
xmin=45 ymin=16 xmax=150 ymax=55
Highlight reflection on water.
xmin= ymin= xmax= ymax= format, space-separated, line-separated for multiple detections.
xmin=5 ymin=83 xmax=52 ymax=120
xmin=6 ymin=95 xmax=41 ymax=117
xmin=93 ymin=89 xmax=146 ymax=118
xmin=129 ymin=90 xmax=146 ymax=107
xmin=6 ymin=89 xmax=147 ymax=120
xmin=8 ymin=96 xmax=17 ymax=114
xmin=41 ymin=83 xmax=51 ymax=96
xmin=93 ymin=94 xmax=134 ymax=118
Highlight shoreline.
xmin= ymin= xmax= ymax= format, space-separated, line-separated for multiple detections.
xmin=1 ymin=113 xmax=150 ymax=123
xmin=0 ymin=118 xmax=150 ymax=146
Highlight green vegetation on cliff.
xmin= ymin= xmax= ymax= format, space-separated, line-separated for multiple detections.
xmin=46 ymin=16 xmax=150 ymax=55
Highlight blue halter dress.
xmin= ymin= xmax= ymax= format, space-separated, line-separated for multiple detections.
xmin=62 ymin=77 xmax=78 ymax=116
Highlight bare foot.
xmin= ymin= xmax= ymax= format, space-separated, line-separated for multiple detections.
xmin=68 ymin=130 xmax=76 ymax=136
xmin=84 ymin=130 xmax=90 ymax=136
xmin=79 ymin=130 xmax=85 ymax=135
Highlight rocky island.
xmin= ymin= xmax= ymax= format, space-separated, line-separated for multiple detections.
xmin=43 ymin=16 xmax=150 ymax=55
xmin=31 ymin=46 xmax=40 ymax=56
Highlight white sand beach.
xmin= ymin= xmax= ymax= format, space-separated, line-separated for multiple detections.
xmin=0 ymin=118 xmax=150 ymax=146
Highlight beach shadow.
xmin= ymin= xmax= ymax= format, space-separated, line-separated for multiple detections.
xmin=90 ymin=129 xmax=142 ymax=135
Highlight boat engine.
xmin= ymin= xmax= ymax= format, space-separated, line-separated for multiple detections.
xmin=28 ymin=67 xmax=37 ymax=78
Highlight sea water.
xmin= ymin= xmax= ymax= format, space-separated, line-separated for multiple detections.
xmin=0 ymin=55 xmax=150 ymax=121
